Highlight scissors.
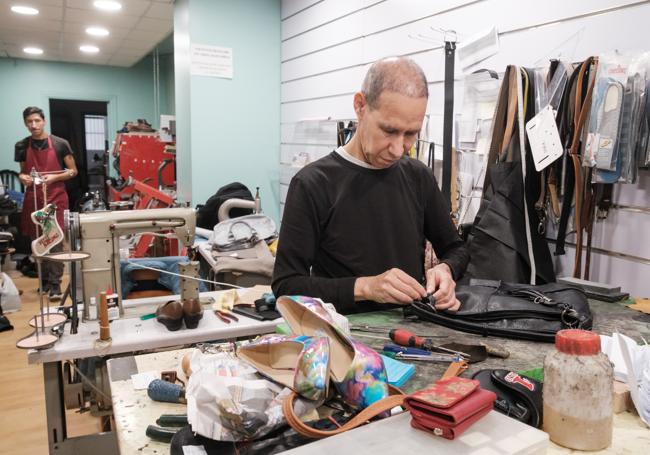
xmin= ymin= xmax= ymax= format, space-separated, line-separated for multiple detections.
xmin=215 ymin=309 xmax=239 ymax=324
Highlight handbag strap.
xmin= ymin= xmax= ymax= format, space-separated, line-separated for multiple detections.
xmin=283 ymin=356 xmax=472 ymax=439
xmin=227 ymin=220 xmax=257 ymax=240
xmin=283 ymin=385 xmax=406 ymax=439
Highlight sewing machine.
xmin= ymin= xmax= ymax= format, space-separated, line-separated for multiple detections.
xmin=66 ymin=207 xmax=196 ymax=315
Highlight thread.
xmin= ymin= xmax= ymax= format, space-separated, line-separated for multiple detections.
xmin=124 ymin=261 xmax=243 ymax=289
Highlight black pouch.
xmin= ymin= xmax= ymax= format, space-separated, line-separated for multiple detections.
xmin=0 ymin=315 xmax=13 ymax=332
xmin=472 ymin=369 xmax=543 ymax=428
xmin=409 ymin=280 xmax=592 ymax=342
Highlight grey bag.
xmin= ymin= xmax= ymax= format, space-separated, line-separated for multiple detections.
xmin=212 ymin=215 xmax=277 ymax=252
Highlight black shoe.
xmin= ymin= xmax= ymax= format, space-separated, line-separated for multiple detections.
xmin=38 ymin=282 xmax=50 ymax=294
xmin=49 ymin=283 xmax=62 ymax=301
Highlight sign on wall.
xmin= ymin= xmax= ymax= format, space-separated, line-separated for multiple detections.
xmin=190 ymin=44 xmax=233 ymax=79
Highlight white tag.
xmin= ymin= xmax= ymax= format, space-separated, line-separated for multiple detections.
xmin=525 ymin=105 xmax=564 ymax=171
xmin=183 ymin=446 xmax=208 ymax=455
xmin=131 ymin=371 xmax=158 ymax=390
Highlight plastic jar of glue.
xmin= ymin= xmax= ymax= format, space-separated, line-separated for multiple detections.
xmin=543 ymin=329 xmax=613 ymax=450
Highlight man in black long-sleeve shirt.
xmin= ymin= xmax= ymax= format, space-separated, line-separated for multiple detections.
xmin=273 ymin=57 xmax=469 ymax=314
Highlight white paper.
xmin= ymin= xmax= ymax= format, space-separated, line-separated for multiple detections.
xmin=616 ymin=333 xmax=650 ymax=427
xmin=131 ymin=371 xmax=158 ymax=390
xmin=191 ymin=44 xmax=233 ymax=79
xmin=183 ymin=446 xmax=208 ymax=455
xmin=525 ymin=105 xmax=564 ymax=171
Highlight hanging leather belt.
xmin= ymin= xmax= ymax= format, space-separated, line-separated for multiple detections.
xmin=442 ymin=39 xmax=457 ymax=209
xmin=559 ymin=57 xmax=598 ymax=278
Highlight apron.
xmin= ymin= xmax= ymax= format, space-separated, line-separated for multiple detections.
xmin=21 ymin=136 xmax=69 ymax=240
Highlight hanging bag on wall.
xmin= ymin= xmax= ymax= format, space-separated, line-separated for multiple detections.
xmin=464 ymin=66 xmax=555 ymax=285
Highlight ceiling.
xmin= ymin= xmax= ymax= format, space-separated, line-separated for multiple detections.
xmin=0 ymin=0 xmax=174 ymax=67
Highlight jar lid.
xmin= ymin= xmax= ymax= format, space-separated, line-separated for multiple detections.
xmin=555 ymin=329 xmax=600 ymax=355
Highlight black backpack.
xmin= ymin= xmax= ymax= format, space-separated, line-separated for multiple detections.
xmin=196 ymin=182 xmax=253 ymax=229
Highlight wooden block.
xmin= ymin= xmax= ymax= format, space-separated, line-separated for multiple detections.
xmin=613 ymin=380 xmax=634 ymax=414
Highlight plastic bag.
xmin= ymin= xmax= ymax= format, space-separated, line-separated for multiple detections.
xmin=0 ymin=273 xmax=21 ymax=313
xmin=185 ymin=349 xmax=317 ymax=442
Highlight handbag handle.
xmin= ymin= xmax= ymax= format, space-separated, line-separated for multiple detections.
xmin=283 ymin=385 xmax=405 ymax=439
xmin=227 ymin=220 xmax=258 ymax=241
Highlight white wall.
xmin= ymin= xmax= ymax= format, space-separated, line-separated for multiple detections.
xmin=280 ymin=0 xmax=650 ymax=297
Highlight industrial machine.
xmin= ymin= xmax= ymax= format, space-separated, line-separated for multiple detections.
xmin=65 ymin=207 xmax=196 ymax=315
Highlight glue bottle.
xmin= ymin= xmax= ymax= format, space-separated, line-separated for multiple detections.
xmin=87 ymin=296 xmax=98 ymax=321
xmin=543 ymin=329 xmax=613 ymax=450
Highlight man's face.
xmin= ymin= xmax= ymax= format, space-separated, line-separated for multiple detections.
xmin=24 ymin=113 xmax=46 ymax=137
xmin=355 ymin=90 xmax=427 ymax=168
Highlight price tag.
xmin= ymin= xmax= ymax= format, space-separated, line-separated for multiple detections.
xmin=525 ymin=105 xmax=564 ymax=171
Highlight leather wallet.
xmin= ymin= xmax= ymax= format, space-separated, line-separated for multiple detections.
xmin=404 ymin=377 xmax=496 ymax=440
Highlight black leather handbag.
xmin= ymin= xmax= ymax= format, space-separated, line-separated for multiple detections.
xmin=410 ymin=280 xmax=592 ymax=342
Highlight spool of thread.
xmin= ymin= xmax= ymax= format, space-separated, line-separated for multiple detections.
xmin=99 ymin=291 xmax=110 ymax=341
xmin=147 ymin=379 xmax=186 ymax=404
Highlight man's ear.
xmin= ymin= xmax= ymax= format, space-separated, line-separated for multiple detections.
xmin=353 ymin=92 xmax=367 ymax=120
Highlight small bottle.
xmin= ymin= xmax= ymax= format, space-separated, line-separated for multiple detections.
xmin=543 ymin=329 xmax=613 ymax=450
xmin=88 ymin=296 xmax=98 ymax=321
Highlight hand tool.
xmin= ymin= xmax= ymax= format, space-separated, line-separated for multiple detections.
xmin=382 ymin=351 xmax=461 ymax=362
xmin=215 ymin=309 xmax=239 ymax=324
xmin=382 ymin=344 xmax=432 ymax=356
xmin=350 ymin=324 xmax=447 ymax=338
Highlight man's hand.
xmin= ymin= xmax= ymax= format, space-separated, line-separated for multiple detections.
xmin=19 ymin=173 xmax=33 ymax=187
xmin=425 ymin=263 xmax=461 ymax=311
xmin=355 ymin=268 xmax=427 ymax=305
xmin=42 ymin=174 xmax=60 ymax=185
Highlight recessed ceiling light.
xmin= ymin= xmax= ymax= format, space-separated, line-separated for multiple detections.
xmin=93 ymin=1 xmax=122 ymax=11
xmin=80 ymin=45 xmax=100 ymax=54
xmin=86 ymin=26 xmax=109 ymax=37
xmin=11 ymin=5 xmax=39 ymax=15
xmin=23 ymin=47 xmax=43 ymax=55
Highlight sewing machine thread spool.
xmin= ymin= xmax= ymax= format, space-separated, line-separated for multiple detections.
xmin=99 ymin=291 xmax=111 ymax=341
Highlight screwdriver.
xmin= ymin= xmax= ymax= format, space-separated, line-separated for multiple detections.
xmin=390 ymin=328 xmax=435 ymax=350
xmin=389 ymin=328 xmax=471 ymax=358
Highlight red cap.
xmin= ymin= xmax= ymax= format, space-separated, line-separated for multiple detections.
xmin=555 ymin=329 xmax=600 ymax=355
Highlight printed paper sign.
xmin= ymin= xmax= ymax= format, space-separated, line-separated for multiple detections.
xmin=191 ymin=44 xmax=233 ymax=79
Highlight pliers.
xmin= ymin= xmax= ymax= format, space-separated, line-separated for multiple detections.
xmin=215 ymin=309 xmax=239 ymax=324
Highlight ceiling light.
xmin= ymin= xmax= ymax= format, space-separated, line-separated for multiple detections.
xmin=80 ymin=45 xmax=100 ymax=54
xmin=23 ymin=47 xmax=43 ymax=55
xmin=86 ymin=26 xmax=109 ymax=37
xmin=11 ymin=5 xmax=39 ymax=15
xmin=93 ymin=1 xmax=122 ymax=11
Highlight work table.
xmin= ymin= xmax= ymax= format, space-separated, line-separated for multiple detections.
xmin=107 ymin=298 xmax=650 ymax=454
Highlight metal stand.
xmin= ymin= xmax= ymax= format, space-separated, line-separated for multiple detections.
xmin=43 ymin=361 xmax=118 ymax=454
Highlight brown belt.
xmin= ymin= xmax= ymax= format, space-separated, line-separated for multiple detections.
xmin=568 ymin=57 xmax=598 ymax=279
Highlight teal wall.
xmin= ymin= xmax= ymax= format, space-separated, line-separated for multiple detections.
xmin=175 ymin=0 xmax=281 ymax=222
xmin=0 ymin=55 xmax=169 ymax=172
xmin=159 ymin=53 xmax=175 ymax=115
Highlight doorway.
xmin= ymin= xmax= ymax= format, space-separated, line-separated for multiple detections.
xmin=48 ymin=99 xmax=108 ymax=210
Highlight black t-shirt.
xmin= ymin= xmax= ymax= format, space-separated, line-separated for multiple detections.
xmin=14 ymin=135 xmax=73 ymax=169
xmin=271 ymin=151 xmax=469 ymax=314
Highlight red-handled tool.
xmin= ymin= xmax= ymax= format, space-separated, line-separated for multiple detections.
xmin=389 ymin=328 xmax=435 ymax=351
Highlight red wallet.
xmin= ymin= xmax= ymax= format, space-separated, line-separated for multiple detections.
xmin=404 ymin=377 xmax=496 ymax=440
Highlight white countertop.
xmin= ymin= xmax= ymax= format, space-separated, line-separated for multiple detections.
xmin=27 ymin=290 xmax=280 ymax=364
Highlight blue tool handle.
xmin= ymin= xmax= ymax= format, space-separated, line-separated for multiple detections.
xmin=382 ymin=344 xmax=431 ymax=356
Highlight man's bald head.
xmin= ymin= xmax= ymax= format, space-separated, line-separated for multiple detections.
xmin=361 ymin=57 xmax=429 ymax=109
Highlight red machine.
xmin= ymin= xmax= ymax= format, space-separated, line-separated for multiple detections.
xmin=110 ymin=132 xmax=181 ymax=257
xmin=112 ymin=132 xmax=175 ymax=189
